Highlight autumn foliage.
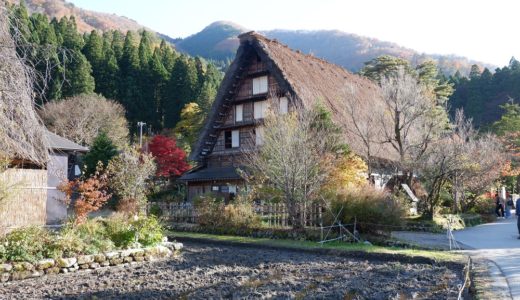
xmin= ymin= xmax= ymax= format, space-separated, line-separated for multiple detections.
xmin=148 ymin=135 xmax=190 ymax=177
xmin=59 ymin=165 xmax=111 ymax=224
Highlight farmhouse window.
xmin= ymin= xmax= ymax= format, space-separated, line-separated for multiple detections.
xmin=225 ymin=131 xmax=232 ymax=148
xmin=252 ymin=75 xmax=268 ymax=95
xmin=255 ymin=126 xmax=265 ymax=146
xmin=254 ymin=100 xmax=268 ymax=119
xmin=235 ymin=104 xmax=243 ymax=122
xmin=232 ymin=130 xmax=240 ymax=148
xmin=279 ymin=97 xmax=288 ymax=114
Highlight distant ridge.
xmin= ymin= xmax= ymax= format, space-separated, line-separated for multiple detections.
xmin=6 ymin=0 xmax=496 ymax=75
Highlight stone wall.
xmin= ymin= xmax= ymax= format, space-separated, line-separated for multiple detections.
xmin=0 ymin=242 xmax=183 ymax=283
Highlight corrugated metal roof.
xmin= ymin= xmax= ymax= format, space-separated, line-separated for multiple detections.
xmin=45 ymin=131 xmax=89 ymax=152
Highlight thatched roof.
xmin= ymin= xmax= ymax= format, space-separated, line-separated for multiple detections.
xmin=192 ymin=31 xmax=396 ymax=163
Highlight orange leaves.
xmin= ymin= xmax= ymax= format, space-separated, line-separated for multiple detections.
xmin=59 ymin=166 xmax=111 ymax=224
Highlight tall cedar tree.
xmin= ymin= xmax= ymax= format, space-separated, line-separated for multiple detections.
xmin=148 ymin=135 xmax=190 ymax=177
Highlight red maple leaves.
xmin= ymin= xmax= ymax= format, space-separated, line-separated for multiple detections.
xmin=148 ymin=135 xmax=190 ymax=177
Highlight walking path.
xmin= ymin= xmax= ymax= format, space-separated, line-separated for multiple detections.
xmin=454 ymin=217 xmax=520 ymax=299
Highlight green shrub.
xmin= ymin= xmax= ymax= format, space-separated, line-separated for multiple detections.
xmin=0 ymin=227 xmax=54 ymax=262
xmin=133 ymin=216 xmax=164 ymax=247
xmin=194 ymin=195 xmax=261 ymax=230
xmin=325 ymin=187 xmax=405 ymax=233
xmin=148 ymin=204 xmax=163 ymax=218
xmin=104 ymin=214 xmax=136 ymax=248
xmin=105 ymin=214 xmax=165 ymax=248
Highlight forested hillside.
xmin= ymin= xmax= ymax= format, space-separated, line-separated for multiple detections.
xmin=6 ymin=0 xmax=146 ymax=33
xmin=449 ymin=59 xmax=520 ymax=127
xmin=177 ymin=22 xmax=494 ymax=76
xmin=9 ymin=3 xmax=222 ymax=134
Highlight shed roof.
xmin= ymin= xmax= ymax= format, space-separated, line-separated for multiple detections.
xmin=179 ymin=166 xmax=242 ymax=182
xmin=45 ymin=131 xmax=89 ymax=153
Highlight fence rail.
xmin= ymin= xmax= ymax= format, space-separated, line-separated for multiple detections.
xmin=146 ymin=202 xmax=325 ymax=228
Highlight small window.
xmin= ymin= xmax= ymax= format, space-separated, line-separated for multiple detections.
xmin=212 ymin=186 xmax=219 ymax=192
xmin=224 ymin=131 xmax=232 ymax=149
xmin=279 ymin=97 xmax=288 ymax=114
xmin=255 ymin=126 xmax=265 ymax=146
xmin=232 ymin=130 xmax=240 ymax=148
xmin=254 ymin=100 xmax=268 ymax=119
xmin=235 ymin=104 xmax=243 ymax=122
xmin=252 ymin=76 xmax=268 ymax=95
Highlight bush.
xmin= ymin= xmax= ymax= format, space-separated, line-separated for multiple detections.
xmin=0 ymin=227 xmax=54 ymax=262
xmin=0 ymin=215 xmax=165 ymax=263
xmin=325 ymin=187 xmax=405 ymax=233
xmin=105 ymin=214 xmax=164 ymax=248
xmin=194 ymin=194 xmax=261 ymax=230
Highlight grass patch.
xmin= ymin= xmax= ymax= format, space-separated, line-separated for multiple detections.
xmin=170 ymin=230 xmax=464 ymax=263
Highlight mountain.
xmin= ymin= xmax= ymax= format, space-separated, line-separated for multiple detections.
xmin=175 ymin=21 xmax=246 ymax=61
xmin=6 ymin=0 xmax=147 ymax=33
xmin=6 ymin=1 xmax=495 ymax=76
xmin=176 ymin=22 xmax=495 ymax=76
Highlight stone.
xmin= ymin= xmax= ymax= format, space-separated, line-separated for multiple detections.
xmin=89 ymin=262 xmax=100 ymax=269
xmin=161 ymin=241 xmax=184 ymax=251
xmin=29 ymin=271 xmax=41 ymax=278
xmin=79 ymin=264 xmax=90 ymax=270
xmin=363 ymin=241 xmax=373 ymax=246
xmin=123 ymin=256 xmax=133 ymax=263
xmin=60 ymin=268 xmax=68 ymax=274
xmin=68 ymin=267 xmax=76 ymax=273
xmin=77 ymin=255 xmax=94 ymax=265
xmin=0 ymin=273 xmax=10 ymax=282
xmin=100 ymin=261 xmax=110 ymax=267
xmin=11 ymin=271 xmax=33 ymax=281
xmin=121 ymin=249 xmax=144 ymax=258
xmin=56 ymin=257 xmax=77 ymax=268
xmin=0 ymin=263 xmax=12 ymax=272
xmin=145 ymin=245 xmax=172 ymax=258
xmin=104 ymin=252 xmax=120 ymax=259
xmin=109 ymin=258 xmax=123 ymax=266
xmin=133 ymin=256 xmax=145 ymax=262
xmin=94 ymin=254 xmax=106 ymax=263
xmin=36 ymin=259 xmax=55 ymax=270
xmin=45 ymin=267 xmax=60 ymax=275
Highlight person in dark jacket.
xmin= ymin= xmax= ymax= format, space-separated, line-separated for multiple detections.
xmin=516 ymin=197 xmax=520 ymax=239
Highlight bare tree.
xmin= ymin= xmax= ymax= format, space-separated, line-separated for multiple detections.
xmin=378 ymin=68 xmax=446 ymax=183
xmin=241 ymin=107 xmax=339 ymax=229
xmin=340 ymin=83 xmax=385 ymax=176
xmin=418 ymin=111 xmax=505 ymax=218
xmin=39 ymin=93 xmax=129 ymax=148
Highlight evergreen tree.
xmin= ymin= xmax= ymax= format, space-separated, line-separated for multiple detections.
xmin=83 ymin=30 xmax=104 ymax=86
xmin=164 ymin=56 xmax=199 ymax=128
xmin=82 ymin=132 xmax=118 ymax=176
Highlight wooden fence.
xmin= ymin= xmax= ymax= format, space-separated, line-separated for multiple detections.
xmin=147 ymin=202 xmax=325 ymax=228
xmin=0 ymin=168 xmax=48 ymax=233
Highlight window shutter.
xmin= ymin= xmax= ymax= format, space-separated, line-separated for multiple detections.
xmin=279 ymin=97 xmax=288 ymax=114
xmin=235 ymin=104 xmax=243 ymax=122
xmin=231 ymin=130 xmax=240 ymax=148
xmin=252 ymin=76 xmax=268 ymax=95
xmin=254 ymin=100 xmax=268 ymax=119
xmin=255 ymin=126 xmax=264 ymax=146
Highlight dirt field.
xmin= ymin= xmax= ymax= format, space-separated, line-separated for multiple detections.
xmin=0 ymin=241 xmax=464 ymax=299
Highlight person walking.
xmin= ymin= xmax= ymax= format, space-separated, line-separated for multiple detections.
xmin=506 ymin=196 xmax=514 ymax=218
xmin=516 ymin=197 xmax=520 ymax=239
xmin=496 ymin=194 xmax=504 ymax=218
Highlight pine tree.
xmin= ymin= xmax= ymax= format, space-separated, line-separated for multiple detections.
xmin=83 ymin=30 xmax=104 ymax=86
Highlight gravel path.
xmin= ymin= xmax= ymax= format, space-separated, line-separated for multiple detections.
xmin=0 ymin=241 xmax=464 ymax=299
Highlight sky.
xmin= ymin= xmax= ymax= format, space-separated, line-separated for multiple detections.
xmin=68 ymin=0 xmax=520 ymax=67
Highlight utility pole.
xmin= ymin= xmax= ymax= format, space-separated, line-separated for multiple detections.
xmin=137 ymin=121 xmax=146 ymax=148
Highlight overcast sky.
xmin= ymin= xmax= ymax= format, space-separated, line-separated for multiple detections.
xmin=68 ymin=0 xmax=519 ymax=66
